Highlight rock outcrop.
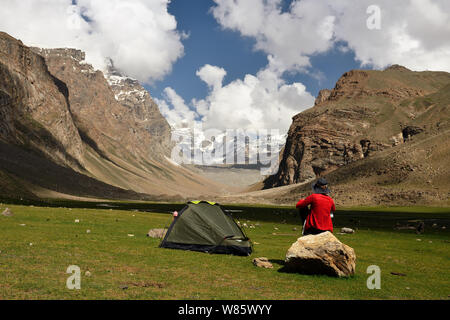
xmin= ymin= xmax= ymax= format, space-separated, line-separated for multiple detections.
xmin=285 ymin=232 xmax=356 ymax=277
xmin=314 ymin=89 xmax=331 ymax=106
xmin=105 ymin=59 xmax=172 ymax=158
xmin=402 ymin=125 xmax=424 ymax=141
xmin=264 ymin=107 xmax=389 ymax=186
xmin=265 ymin=66 xmax=450 ymax=188
xmin=0 ymin=32 xmax=84 ymax=169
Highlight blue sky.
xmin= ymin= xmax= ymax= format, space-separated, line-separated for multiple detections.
xmin=149 ymin=0 xmax=266 ymax=103
xmin=148 ymin=0 xmax=364 ymax=106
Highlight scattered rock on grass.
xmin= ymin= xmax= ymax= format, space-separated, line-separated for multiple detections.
xmin=253 ymin=257 xmax=273 ymax=269
xmin=341 ymin=227 xmax=355 ymax=234
xmin=146 ymin=228 xmax=167 ymax=239
xmin=1 ymin=208 xmax=13 ymax=217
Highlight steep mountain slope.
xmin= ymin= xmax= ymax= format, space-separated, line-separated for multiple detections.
xmin=0 ymin=32 xmax=83 ymax=169
xmin=33 ymin=48 xmax=171 ymax=164
xmin=264 ymin=65 xmax=450 ymax=189
xmin=105 ymin=59 xmax=172 ymax=159
xmin=0 ymin=32 xmax=225 ymax=200
xmin=0 ymin=32 xmax=150 ymax=200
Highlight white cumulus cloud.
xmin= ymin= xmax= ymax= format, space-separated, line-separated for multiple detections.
xmin=197 ymin=66 xmax=315 ymax=131
xmin=212 ymin=0 xmax=450 ymax=72
xmin=161 ymin=64 xmax=315 ymax=132
xmin=0 ymin=0 xmax=184 ymax=83
xmin=196 ymin=64 xmax=227 ymax=90
xmin=212 ymin=0 xmax=336 ymax=73
xmin=155 ymin=87 xmax=199 ymax=128
xmin=331 ymin=0 xmax=450 ymax=71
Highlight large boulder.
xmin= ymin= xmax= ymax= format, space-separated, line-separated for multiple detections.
xmin=285 ymin=231 xmax=356 ymax=277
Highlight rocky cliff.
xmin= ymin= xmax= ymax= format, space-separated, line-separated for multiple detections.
xmin=0 ymin=32 xmax=152 ymax=200
xmin=0 ymin=32 xmax=224 ymax=201
xmin=32 ymin=48 xmax=172 ymax=164
xmin=105 ymin=59 xmax=172 ymax=158
xmin=0 ymin=32 xmax=83 ymax=169
xmin=265 ymin=65 xmax=450 ymax=189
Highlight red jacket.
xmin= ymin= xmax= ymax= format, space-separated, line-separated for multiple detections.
xmin=296 ymin=193 xmax=335 ymax=232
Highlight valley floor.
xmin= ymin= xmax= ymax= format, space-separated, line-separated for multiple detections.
xmin=0 ymin=201 xmax=448 ymax=299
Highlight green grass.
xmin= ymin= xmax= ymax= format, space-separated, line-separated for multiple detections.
xmin=0 ymin=202 xmax=449 ymax=300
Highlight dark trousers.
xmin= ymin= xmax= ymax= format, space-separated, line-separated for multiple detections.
xmin=303 ymin=227 xmax=327 ymax=236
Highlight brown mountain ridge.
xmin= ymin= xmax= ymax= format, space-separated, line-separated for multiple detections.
xmin=0 ymin=32 xmax=225 ymax=201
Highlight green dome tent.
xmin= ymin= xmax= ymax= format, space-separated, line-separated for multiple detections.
xmin=159 ymin=201 xmax=252 ymax=256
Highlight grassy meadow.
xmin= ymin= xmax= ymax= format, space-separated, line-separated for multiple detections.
xmin=0 ymin=200 xmax=449 ymax=300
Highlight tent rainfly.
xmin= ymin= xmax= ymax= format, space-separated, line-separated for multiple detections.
xmin=159 ymin=201 xmax=252 ymax=256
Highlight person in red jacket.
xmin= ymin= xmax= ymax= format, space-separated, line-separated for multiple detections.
xmin=296 ymin=178 xmax=335 ymax=235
